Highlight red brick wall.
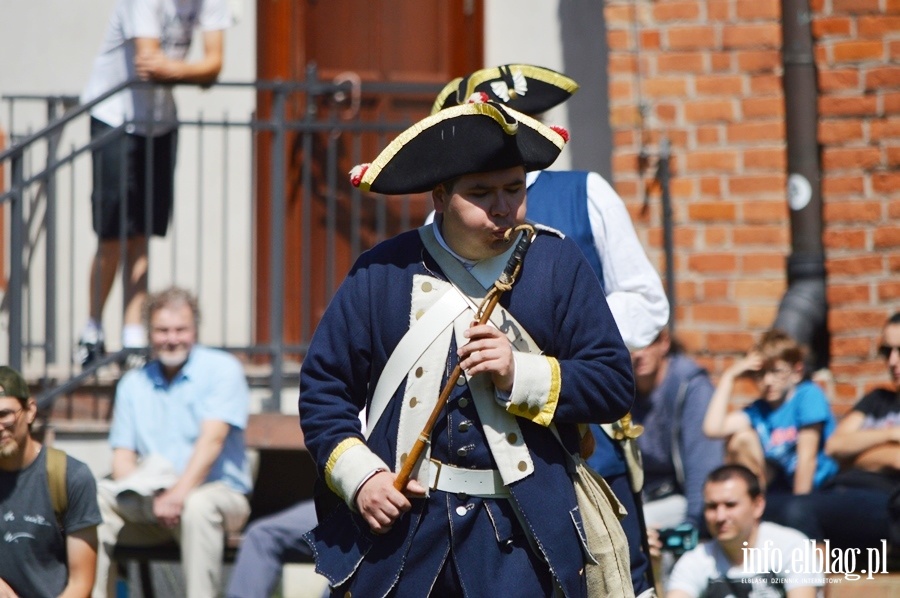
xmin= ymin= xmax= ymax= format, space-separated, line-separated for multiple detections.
xmin=604 ymin=0 xmax=900 ymax=413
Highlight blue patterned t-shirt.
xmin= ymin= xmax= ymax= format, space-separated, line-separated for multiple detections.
xmin=743 ymin=380 xmax=839 ymax=488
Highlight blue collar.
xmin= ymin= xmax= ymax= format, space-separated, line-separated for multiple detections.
xmin=146 ymin=347 xmax=198 ymax=388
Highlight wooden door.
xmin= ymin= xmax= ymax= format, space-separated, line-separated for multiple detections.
xmin=255 ymin=0 xmax=483 ymax=356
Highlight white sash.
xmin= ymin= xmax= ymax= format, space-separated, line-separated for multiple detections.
xmin=365 ymin=287 xmax=468 ymax=438
xmin=365 ymin=224 xmax=530 ymax=435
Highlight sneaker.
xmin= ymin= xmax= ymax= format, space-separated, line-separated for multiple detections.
xmin=121 ymin=324 xmax=148 ymax=350
xmin=76 ymin=331 xmax=106 ymax=367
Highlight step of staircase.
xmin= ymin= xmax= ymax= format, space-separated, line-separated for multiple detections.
xmin=27 ymin=358 xmax=304 ymax=480
xmin=23 ymin=358 xmax=304 ymax=438
xmin=825 ymin=573 xmax=900 ymax=597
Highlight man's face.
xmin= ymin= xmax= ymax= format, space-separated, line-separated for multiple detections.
xmin=631 ymin=331 xmax=670 ymax=380
xmin=149 ymin=303 xmax=197 ymax=371
xmin=0 ymin=397 xmax=35 ymax=459
xmin=432 ymin=166 xmax=527 ymax=261
xmin=880 ymin=323 xmax=900 ymax=390
xmin=703 ymin=478 xmax=764 ymax=548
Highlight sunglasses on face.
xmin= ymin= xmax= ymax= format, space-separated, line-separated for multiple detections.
xmin=0 ymin=407 xmax=24 ymax=427
xmin=878 ymin=345 xmax=900 ymax=359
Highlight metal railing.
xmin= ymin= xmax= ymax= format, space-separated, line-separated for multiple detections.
xmin=2 ymin=64 xmax=442 ymax=408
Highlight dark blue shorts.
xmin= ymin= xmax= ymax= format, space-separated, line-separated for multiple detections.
xmin=90 ymin=117 xmax=177 ymax=239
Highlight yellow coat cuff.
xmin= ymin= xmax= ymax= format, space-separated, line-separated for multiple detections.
xmin=325 ymin=438 xmax=391 ymax=507
xmin=505 ymin=353 xmax=560 ymax=427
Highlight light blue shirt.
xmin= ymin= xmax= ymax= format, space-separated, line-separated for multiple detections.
xmin=109 ymin=344 xmax=252 ymax=494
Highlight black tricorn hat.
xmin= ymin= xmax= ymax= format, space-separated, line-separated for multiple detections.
xmin=431 ymin=64 xmax=579 ymax=116
xmin=350 ymin=101 xmax=568 ymax=195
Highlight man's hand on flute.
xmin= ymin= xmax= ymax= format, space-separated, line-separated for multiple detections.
xmin=458 ymin=323 xmax=515 ymax=392
xmin=356 ymin=471 xmax=426 ymax=534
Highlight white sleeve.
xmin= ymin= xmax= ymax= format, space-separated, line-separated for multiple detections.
xmin=128 ymin=0 xmax=163 ymax=40
xmin=665 ymin=547 xmax=710 ymax=598
xmin=585 ymin=172 xmax=670 ymax=350
xmin=199 ymin=0 xmax=232 ymax=31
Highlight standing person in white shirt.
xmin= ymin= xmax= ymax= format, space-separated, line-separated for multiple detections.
xmin=666 ymin=464 xmax=823 ymax=598
xmin=78 ymin=0 xmax=231 ymax=365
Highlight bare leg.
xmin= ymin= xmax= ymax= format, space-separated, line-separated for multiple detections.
xmin=123 ymin=236 xmax=149 ymax=328
xmin=82 ymin=236 xmax=149 ymax=363
xmin=725 ymin=429 xmax=768 ymax=490
xmin=89 ymin=239 xmax=123 ymax=324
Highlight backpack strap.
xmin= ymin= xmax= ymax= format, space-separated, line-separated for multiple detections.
xmin=45 ymin=446 xmax=68 ymax=530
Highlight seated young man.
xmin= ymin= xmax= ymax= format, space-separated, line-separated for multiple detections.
xmin=702 ymin=329 xmax=838 ymax=527
xmin=0 ymin=366 xmax=101 ymax=598
xmin=776 ymin=312 xmax=900 ymax=549
xmin=666 ymin=465 xmax=823 ymax=598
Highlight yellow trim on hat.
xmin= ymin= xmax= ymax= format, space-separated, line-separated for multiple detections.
xmin=504 ymin=106 xmax=567 ymax=152
xmin=359 ymin=102 xmax=522 ymax=192
xmin=462 ymin=64 xmax=580 ymax=107
xmin=430 ymin=76 xmax=463 ymax=115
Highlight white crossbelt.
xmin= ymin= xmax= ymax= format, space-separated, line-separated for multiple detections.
xmin=427 ymin=459 xmax=510 ymax=498
xmin=366 ymin=288 xmax=468 ymax=438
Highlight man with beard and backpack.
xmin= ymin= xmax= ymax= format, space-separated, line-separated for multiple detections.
xmin=0 ymin=366 xmax=101 ymax=598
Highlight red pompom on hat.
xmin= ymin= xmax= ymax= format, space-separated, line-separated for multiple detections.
xmin=349 ymin=163 xmax=370 ymax=187
xmin=466 ymin=91 xmax=490 ymax=104
xmin=550 ymin=126 xmax=570 ymax=142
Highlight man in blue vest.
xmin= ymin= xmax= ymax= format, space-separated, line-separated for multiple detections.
xmin=432 ymin=64 xmax=670 ymax=597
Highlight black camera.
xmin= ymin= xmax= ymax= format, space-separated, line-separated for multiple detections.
xmin=658 ymin=523 xmax=699 ymax=556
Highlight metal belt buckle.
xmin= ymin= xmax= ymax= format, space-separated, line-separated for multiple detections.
xmin=428 ymin=458 xmax=443 ymax=490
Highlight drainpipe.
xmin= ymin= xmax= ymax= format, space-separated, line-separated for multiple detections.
xmin=774 ymin=0 xmax=829 ymax=371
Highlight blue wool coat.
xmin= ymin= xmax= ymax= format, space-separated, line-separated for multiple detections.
xmin=299 ymin=227 xmax=634 ymax=597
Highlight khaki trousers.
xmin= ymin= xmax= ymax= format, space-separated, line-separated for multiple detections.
xmin=93 ymin=481 xmax=250 ymax=598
